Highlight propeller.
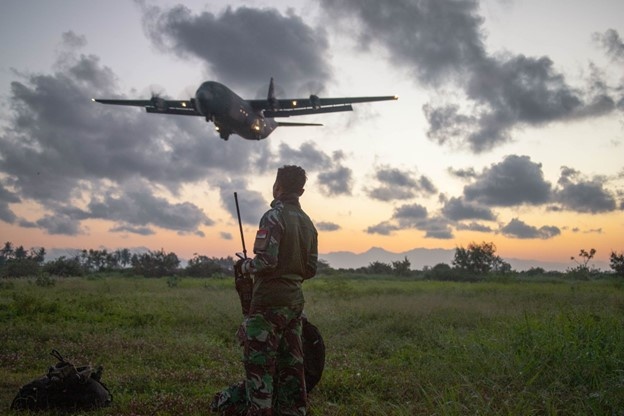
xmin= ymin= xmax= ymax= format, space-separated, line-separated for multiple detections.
xmin=144 ymin=84 xmax=167 ymax=111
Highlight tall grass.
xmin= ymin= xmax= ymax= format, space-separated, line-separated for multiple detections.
xmin=1 ymin=276 xmax=623 ymax=415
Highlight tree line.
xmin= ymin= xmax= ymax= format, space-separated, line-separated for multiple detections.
xmin=323 ymin=242 xmax=624 ymax=281
xmin=1 ymin=241 xmax=623 ymax=280
xmin=0 ymin=242 xmax=233 ymax=279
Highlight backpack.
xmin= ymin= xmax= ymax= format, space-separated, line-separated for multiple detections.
xmin=302 ymin=318 xmax=325 ymax=393
xmin=11 ymin=349 xmax=112 ymax=412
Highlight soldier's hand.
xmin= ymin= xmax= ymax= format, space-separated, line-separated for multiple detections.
xmin=234 ymin=259 xmax=244 ymax=277
xmin=234 ymin=258 xmax=252 ymax=277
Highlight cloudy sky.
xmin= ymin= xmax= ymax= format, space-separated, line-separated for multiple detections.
xmin=0 ymin=0 xmax=622 ymax=266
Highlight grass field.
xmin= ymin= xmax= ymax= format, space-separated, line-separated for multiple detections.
xmin=1 ymin=275 xmax=623 ymax=415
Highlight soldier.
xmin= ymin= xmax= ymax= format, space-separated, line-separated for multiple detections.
xmin=233 ymin=165 xmax=318 ymax=416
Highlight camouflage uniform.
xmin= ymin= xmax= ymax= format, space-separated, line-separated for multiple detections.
xmin=211 ymin=317 xmax=325 ymax=416
xmin=241 ymin=193 xmax=318 ymax=416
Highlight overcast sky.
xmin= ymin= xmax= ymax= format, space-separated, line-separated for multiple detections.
xmin=0 ymin=0 xmax=622 ymax=265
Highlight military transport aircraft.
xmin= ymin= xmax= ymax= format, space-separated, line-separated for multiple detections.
xmin=92 ymin=78 xmax=397 ymax=140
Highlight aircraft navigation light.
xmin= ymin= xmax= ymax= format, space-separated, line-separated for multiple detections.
xmin=181 ymin=102 xmax=187 ymax=107
xmin=292 ymin=100 xmax=297 ymax=106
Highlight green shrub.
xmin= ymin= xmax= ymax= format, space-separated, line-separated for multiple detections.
xmin=0 ymin=259 xmax=41 ymax=278
xmin=35 ymin=274 xmax=56 ymax=287
xmin=43 ymin=256 xmax=84 ymax=277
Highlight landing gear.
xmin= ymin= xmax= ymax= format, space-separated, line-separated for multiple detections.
xmin=215 ymin=122 xmax=230 ymax=140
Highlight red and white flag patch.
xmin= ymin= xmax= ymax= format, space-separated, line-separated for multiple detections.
xmin=253 ymin=229 xmax=270 ymax=251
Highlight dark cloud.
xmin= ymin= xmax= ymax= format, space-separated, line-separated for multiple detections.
xmin=463 ymin=155 xmax=552 ymax=206
xmin=320 ymin=0 xmax=485 ymax=85
xmin=318 ymin=166 xmax=353 ymax=196
xmin=277 ymin=141 xmax=333 ymax=170
xmin=448 ymin=167 xmax=477 ymax=180
xmin=3 ymin=54 xmax=258 ymax=198
xmin=571 ymin=227 xmax=603 ymax=234
xmin=594 ymin=29 xmax=624 ymax=61
xmin=367 ymin=166 xmax=437 ymax=202
xmin=365 ymin=221 xmax=399 ymax=236
xmin=555 ymin=180 xmax=617 ymax=214
xmin=554 ymin=166 xmax=618 ymax=213
xmin=36 ymin=214 xmax=84 ymax=236
xmin=218 ymin=178 xmax=268 ymax=226
xmin=455 ymin=222 xmax=494 ymax=233
xmin=320 ymin=0 xmax=620 ymax=152
xmin=500 ymin=218 xmax=561 ymax=240
xmin=441 ymin=197 xmax=495 ymax=221
xmin=0 ymin=183 xmax=20 ymax=223
xmin=61 ymin=31 xmax=88 ymax=49
xmin=141 ymin=4 xmax=331 ymax=95
xmin=110 ymin=225 xmax=155 ymax=236
xmin=0 ymin=35 xmax=268 ymax=236
xmin=220 ymin=232 xmax=233 ymax=240
xmin=86 ymin=185 xmax=212 ymax=234
xmin=276 ymin=142 xmax=352 ymax=196
xmin=418 ymin=216 xmax=454 ymax=239
xmin=394 ymin=204 xmax=453 ymax=238
xmin=393 ymin=203 xmax=428 ymax=227
xmin=317 ymin=221 xmax=340 ymax=231
xmin=558 ymin=166 xmax=580 ymax=185
xmin=367 ymin=202 xmax=453 ymax=239
xmin=0 ymin=205 xmax=17 ymax=224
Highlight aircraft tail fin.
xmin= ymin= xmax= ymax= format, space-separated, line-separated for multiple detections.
xmin=268 ymin=77 xmax=275 ymax=100
xmin=267 ymin=77 xmax=278 ymax=110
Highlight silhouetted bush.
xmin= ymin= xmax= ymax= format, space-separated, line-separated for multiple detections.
xmin=131 ymin=249 xmax=180 ymax=278
xmin=1 ymin=259 xmax=41 ymax=278
xmin=184 ymin=255 xmax=230 ymax=277
xmin=610 ymin=251 xmax=624 ymax=277
xmin=43 ymin=256 xmax=84 ymax=277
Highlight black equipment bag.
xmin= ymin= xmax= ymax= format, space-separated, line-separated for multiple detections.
xmin=11 ymin=349 xmax=112 ymax=412
xmin=302 ymin=317 xmax=325 ymax=393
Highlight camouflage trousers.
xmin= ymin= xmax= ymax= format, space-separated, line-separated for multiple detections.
xmin=244 ymin=305 xmax=306 ymax=416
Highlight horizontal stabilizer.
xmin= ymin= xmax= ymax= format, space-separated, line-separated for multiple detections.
xmin=277 ymin=122 xmax=323 ymax=127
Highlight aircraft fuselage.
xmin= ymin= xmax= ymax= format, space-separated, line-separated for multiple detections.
xmin=194 ymin=81 xmax=277 ymax=140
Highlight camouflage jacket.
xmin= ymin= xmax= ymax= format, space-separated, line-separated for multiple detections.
xmin=247 ymin=193 xmax=318 ymax=308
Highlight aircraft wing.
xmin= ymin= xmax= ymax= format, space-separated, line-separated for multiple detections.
xmin=92 ymin=98 xmax=200 ymax=116
xmin=249 ymin=95 xmax=398 ymax=118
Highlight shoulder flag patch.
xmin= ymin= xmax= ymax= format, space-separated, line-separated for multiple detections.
xmin=253 ymin=229 xmax=270 ymax=252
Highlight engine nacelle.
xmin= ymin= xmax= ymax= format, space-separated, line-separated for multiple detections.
xmin=151 ymin=96 xmax=167 ymax=112
xmin=310 ymin=94 xmax=321 ymax=109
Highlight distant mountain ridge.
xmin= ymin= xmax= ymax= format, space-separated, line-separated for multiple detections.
xmin=319 ymin=247 xmax=607 ymax=272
